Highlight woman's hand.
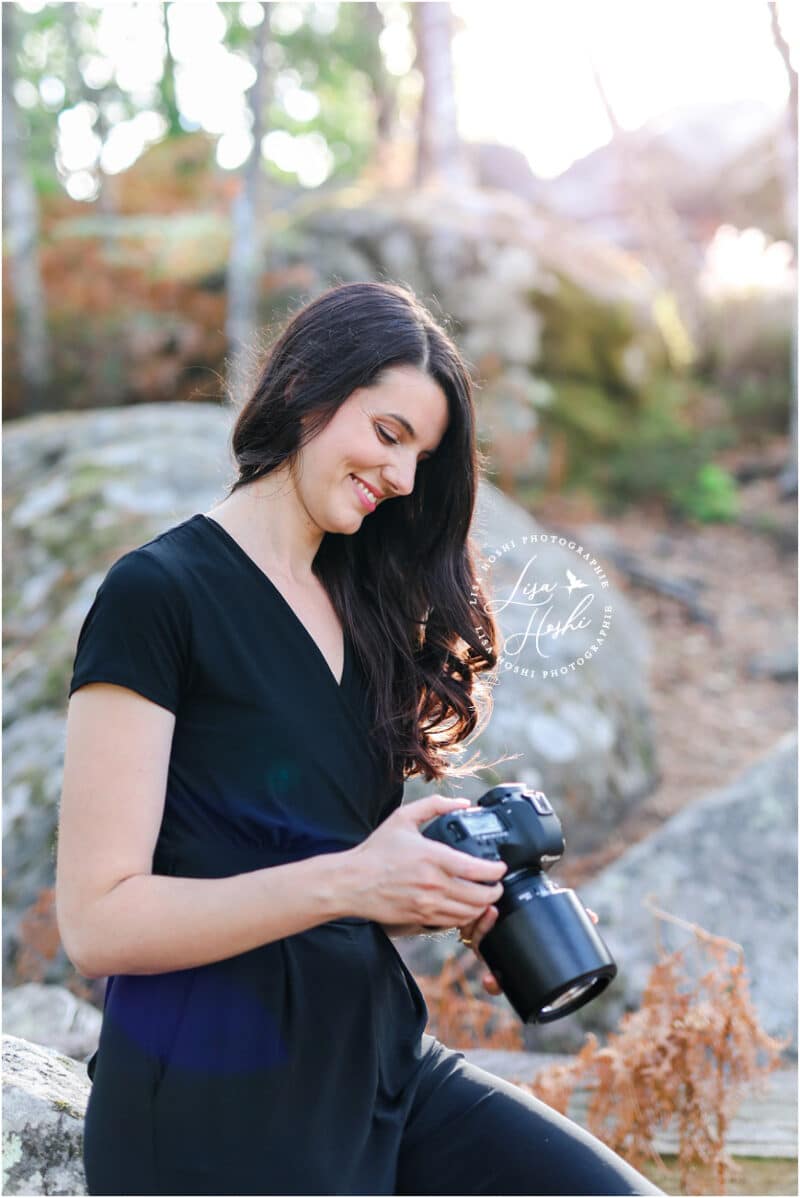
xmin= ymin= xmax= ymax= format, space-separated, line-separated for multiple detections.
xmin=342 ymin=795 xmax=508 ymax=929
xmin=459 ymin=903 xmax=601 ymax=996
xmin=459 ymin=903 xmax=503 ymax=995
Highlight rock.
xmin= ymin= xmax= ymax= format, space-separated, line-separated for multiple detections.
xmin=578 ymin=732 xmax=798 ymax=1046
xmin=476 ymin=369 xmax=553 ymax=491
xmin=3 ymin=403 xmax=656 ymax=986
xmin=3 ymin=985 xmax=101 ymax=1061
xmin=747 ymin=643 xmax=798 ymax=682
xmin=2 ymin=713 xmax=71 ymax=982
xmin=285 ymin=186 xmax=666 ymax=398
xmin=465 ymin=482 xmax=656 ymax=848
xmin=2 ymin=1034 xmax=89 ymax=1196
xmin=2 ymin=403 xmax=234 ymax=986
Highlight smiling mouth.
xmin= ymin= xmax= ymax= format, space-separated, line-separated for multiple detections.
xmin=350 ymin=474 xmax=379 ymax=511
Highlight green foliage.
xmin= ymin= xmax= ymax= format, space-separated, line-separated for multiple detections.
xmin=8 ymin=1 xmax=394 ymax=201
xmin=542 ymin=379 xmax=632 ymax=448
xmin=9 ymin=1 xmax=139 ymax=196
xmin=697 ymin=295 xmax=793 ymax=443
xmin=528 ymin=271 xmax=752 ymax=521
xmin=540 ymin=372 xmax=740 ymax=522
xmin=669 ymin=462 xmax=739 ymax=523
xmin=601 ymin=393 xmax=739 ymax=522
xmin=258 ymin=0 xmax=390 ymax=185
xmin=722 ymin=373 xmax=792 ymax=444
xmin=531 ymin=274 xmax=642 ymax=394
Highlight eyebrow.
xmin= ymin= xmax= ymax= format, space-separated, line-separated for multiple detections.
xmin=382 ymin=412 xmax=440 ymax=457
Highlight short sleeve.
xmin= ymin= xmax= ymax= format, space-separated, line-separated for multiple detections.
xmin=68 ymin=549 xmax=191 ymax=714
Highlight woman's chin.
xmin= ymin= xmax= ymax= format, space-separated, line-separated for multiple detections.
xmin=326 ymin=506 xmax=364 ymax=534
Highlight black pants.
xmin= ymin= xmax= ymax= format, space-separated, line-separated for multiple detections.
xmin=84 ymin=1034 xmax=664 ymax=1195
xmin=396 ymin=1045 xmax=664 ymax=1196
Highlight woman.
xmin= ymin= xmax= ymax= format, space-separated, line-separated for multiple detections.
xmin=56 ymin=281 xmax=662 ymax=1196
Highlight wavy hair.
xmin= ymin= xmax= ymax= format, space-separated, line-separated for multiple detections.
xmin=224 ymin=281 xmax=513 ymax=786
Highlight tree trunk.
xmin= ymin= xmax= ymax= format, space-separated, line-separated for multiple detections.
xmin=225 ymin=10 xmax=271 ymax=407
xmin=161 ymin=3 xmax=183 ymax=139
xmin=2 ymin=4 xmax=51 ymax=410
xmin=362 ymin=1 xmax=398 ymax=184
xmin=411 ymin=2 xmax=473 ymax=188
xmin=769 ymin=1 xmax=798 ymax=499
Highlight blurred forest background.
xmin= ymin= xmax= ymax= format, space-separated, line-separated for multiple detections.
xmin=3 ymin=0 xmax=797 ymax=516
xmin=2 ymin=8 xmax=798 ymax=1191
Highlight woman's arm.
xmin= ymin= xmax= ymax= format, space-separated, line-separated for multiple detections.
xmin=71 ymin=857 xmax=355 ymax=978
xmin=56 ymin=684 xmax=357 ymax=978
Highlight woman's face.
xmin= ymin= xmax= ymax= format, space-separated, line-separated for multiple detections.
xmin=293 ymin=364 xmax=450 ymax=534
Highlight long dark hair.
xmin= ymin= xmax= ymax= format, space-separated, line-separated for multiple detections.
xmin=225 ymin=281 xmax=512 ymax=786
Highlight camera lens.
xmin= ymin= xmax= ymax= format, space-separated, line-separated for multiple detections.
xmin=479 ymin=887 xmax=617 ymax=1024
xmin=538 ymin=978 xmax=601 ymax=1018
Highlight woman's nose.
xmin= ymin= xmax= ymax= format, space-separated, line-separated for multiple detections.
xmin=382 ymin=462 xmax=416 ymax=498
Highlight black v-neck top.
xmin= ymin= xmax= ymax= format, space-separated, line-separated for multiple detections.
xmin=69 ymin=513 xmax=434 ymax=1195
xmin=202 ymin=514 xmax=349 ymax=689
xmin=70 ymin=513 xmax=401 ymax=873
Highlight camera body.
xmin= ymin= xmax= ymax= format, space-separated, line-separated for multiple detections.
xmin=422 ymin=783 xmax=617 ymax=1023
xmin=421 ymin=785 xmax=564 ymax=873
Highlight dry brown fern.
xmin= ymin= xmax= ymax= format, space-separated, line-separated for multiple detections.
xmin=528 ymin=900 xmax=787 ymax=1195
xmin=416 ymin=949 xmax=524 ymax=1050
xmin=15 ymin=886 xmax=61 ymax=983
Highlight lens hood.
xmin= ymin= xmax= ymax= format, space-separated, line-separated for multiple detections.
xmin=479 ymin=885 xmax=617 ymax=1023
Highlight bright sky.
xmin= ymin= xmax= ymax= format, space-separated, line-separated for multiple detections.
xmin=14 ymin=0 xmax=797 ymax=195
xmin=452 ymin=0 xmax=796 ymax=179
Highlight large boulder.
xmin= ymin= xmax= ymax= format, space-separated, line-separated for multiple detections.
xmin=286 ymin=185 xmax=666 ymax=373
xmin=578 ymin=732 xmax=798 ymax=1047
xmin=2 ymin=1034 xmax=89 ymax=1196
xmin=280 ymin=187 xmax=669 ymax=492
xmin=3 ymin=985 xmax=101 ymax=1062
xmin=463 ymin=481 xmax=655 ymax=843
xmin=3 ymin=404 xmax=656 ymax=987
xmin=3 ymin=403 xmax=228 ymax=986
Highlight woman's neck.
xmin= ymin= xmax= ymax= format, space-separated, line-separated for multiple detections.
xmin=205 ymin=475 xmax=322 ymax=587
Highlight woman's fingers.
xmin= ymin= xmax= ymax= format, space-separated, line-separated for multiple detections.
xmin=459 ymin=913 xmax=481 ymax=942
xmin=456 ymin=905 xmax=494 ymax=948
xmin=456 ymin=906 xmax=503 ymax=995
xmin=429 ymin=841 xmax=508 ymax=884
xmin=476 ymin=910 xmax=502 ymax=996
xmin=408 ymin=795 xmax=471 ymax=827
xmin=431 ymin=902 xmax=500 ymax=926
xmin=586 ymin=907 xmax=599 ymax=924
xmin=446 ymin=877 xmax=504 ymax=910
xmin=471 ymin=904 xmax=499 ymax=954
xmin=482 ymin=972 xmax=502 ymax=995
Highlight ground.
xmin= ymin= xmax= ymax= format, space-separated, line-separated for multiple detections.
xmin=642 ymin=1154 xmax=798 ymax=1197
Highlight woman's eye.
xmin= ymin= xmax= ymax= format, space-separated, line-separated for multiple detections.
xmin=376 ymin=425 xmax=399 ymax=447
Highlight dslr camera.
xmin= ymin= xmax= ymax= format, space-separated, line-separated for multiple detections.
xmin=422 ymin=783 xmax=616 ymax=1023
